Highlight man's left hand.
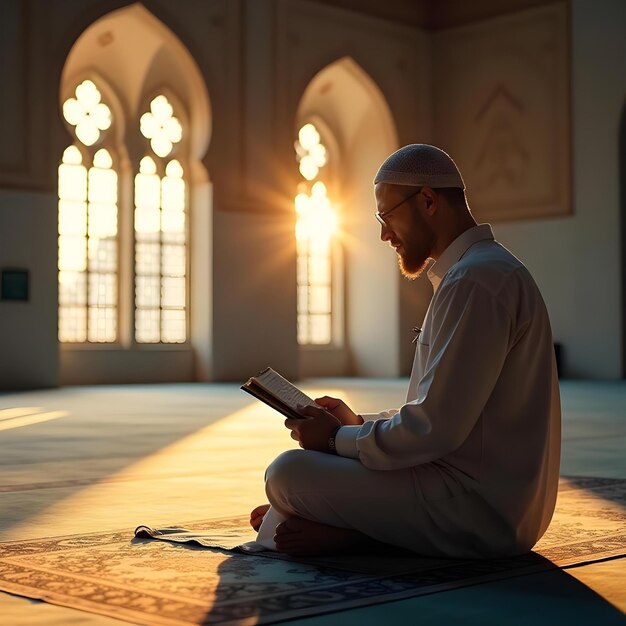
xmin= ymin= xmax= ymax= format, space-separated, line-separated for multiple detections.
xmin=284 ymin=404 xmax=341 ymax=453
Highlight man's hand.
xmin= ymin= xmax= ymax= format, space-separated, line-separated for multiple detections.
xmin=285 ymin=404 xmax=341 ymax=453
xmin=314 ymin=396 xmax=364 ymax=425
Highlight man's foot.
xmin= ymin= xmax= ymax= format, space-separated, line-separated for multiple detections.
xmin=274 ymin=516 xmax=366 ymax=556
xmin=250 ymin=503 xmax=271 ymax=531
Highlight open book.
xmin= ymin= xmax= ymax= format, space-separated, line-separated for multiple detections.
xmin=241 ymin=367 xmax=317 ymax=420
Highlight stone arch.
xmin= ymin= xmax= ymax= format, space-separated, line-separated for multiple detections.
xmin=61 ymin=3 xmax=211 ymax=164
xmin=296 ymin=56 xmax=400 ymax=376
xmin=58 ymin=2 xmax=213 ymax=382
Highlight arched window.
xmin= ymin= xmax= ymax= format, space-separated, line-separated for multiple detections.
xmin=58 ymin=80 xmax=118 ymax=343
xmin=294 ymin=122 xmax=338 ymax=345
xmin=296 ymin=57 xmax=398 ymax=377
xmin=57 ymin=4 xmax=211 ymax=384
xmin=135 ymin=94 xmax=187 ymax=343
xmin=59 ymin=84 xmax=189 ymax=346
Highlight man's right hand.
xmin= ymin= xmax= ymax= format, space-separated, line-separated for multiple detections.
xmin=314 ymin=396 xmax=364 ymax=426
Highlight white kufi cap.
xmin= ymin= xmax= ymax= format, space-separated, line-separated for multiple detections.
xmin=374 ymin=144 xmax=465 ymax=189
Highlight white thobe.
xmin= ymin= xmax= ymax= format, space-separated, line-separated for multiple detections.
xmin=265 ymin=224 xmax=561 ymax=557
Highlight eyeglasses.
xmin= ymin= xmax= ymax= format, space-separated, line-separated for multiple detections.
xmin=375 ymin=187 xmax=422 ymax=226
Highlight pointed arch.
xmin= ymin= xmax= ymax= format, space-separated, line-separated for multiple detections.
xmin=60 ymin=3 xmax=211 ymax=164
xmin=58 ymin=2 xmax=212 ymax=383
xmin=296 ymin=56 xmax=399 ymax=376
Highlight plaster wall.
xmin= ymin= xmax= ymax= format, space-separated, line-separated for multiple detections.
xmin=3 ymin=0 xmax=621 ymax=386
xmin=346 ymin=115 xmax=401 ymax=376
xmin=0 ymin=190 xmax=58 ymax=388
xmin=495 ymin=0 xmax=626 ymax=378
xmin=211 ymin=209 xmax=298 ymax=382
xmin=432 ymin=0 xmax=626 ymax=378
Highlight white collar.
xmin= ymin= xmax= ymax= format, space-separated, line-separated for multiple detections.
xmin=427 ymin=224 xmax=495 ymax=292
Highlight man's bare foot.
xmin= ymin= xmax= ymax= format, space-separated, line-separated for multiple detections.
xmin=274 ymin=516 xmax=366 ymax=556
xmin=250 ymin=504 xmax=271 ymax=531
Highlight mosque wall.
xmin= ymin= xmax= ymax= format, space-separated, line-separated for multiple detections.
xmin=0 ymin=0 xmax=623 ymax=387
xmin=0 ymin=0 xmax=425 ymax=387
xmin=565 ymin=0 xmax=626 ymax=378
xmin=0 ymin=189 xmax=58 ymax=388
xmin=210 ymin=0 xmax=427 ymax=381
xmin=432 ymin=0 xmax=626 ymax=379
xmin=0 ymin=1 xmax=60 ymax=389
xmin=495 ymin=0 xmax=626 ymax=378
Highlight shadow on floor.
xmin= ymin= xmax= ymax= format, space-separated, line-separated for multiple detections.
xmin=199 ymin=551 xmax=626 ymax=626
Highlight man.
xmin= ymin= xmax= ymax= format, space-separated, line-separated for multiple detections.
xmin=251 ymin=144 xmax=561 ymax=558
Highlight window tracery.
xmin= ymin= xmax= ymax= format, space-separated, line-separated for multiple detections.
xmin=58 ymin=81 xmax=118 ymax=343
xmin=135 ymin=95 xmax=187 ymax=343
xmin=59 ymin=86 xmax=188 ymax=345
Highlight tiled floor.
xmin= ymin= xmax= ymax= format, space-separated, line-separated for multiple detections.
xmin=0 ymin=379 xmax=624 ymax=625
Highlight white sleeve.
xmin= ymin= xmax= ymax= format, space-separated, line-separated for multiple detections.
xmin=361 ymin=410 xmax=399 ymax=422
xmin=337 ymin=278 xmax=512 ymax=470
xmin=334 ymin=410 xmax=398 ymax=458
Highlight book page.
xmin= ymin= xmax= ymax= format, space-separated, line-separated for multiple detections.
xmin=254 ymin=368 xmax=316 ymax=410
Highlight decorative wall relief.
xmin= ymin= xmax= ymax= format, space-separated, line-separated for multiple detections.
xmin=474 ymin=84 xmax=529 ymax=192
xmin=433 ymin=3 xmax=570 ymax=222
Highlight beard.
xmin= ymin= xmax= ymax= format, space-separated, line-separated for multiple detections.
xmin=398 ymin=252 xmax=430 ymax=280
xmin=395 ymin=212 xmax=435 ymax=280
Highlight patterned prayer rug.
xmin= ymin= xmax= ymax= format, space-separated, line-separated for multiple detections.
xmin=0 ymin=476 xmax=624 ymax=626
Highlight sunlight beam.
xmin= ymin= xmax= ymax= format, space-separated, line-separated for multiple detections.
xmin=0 ymin=411 xmax=69 ymax=432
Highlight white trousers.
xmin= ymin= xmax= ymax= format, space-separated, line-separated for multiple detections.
xmin=264 ymin=449 xmax=516 ymax=558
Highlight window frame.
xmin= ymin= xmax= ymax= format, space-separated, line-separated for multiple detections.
xmin=58 ymin=77 xmax=193 ymax=350
xmin=132 ymin=88 xmax=191 ymax=347
xmin=58 ymin=76 xmax=122 ymax=346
